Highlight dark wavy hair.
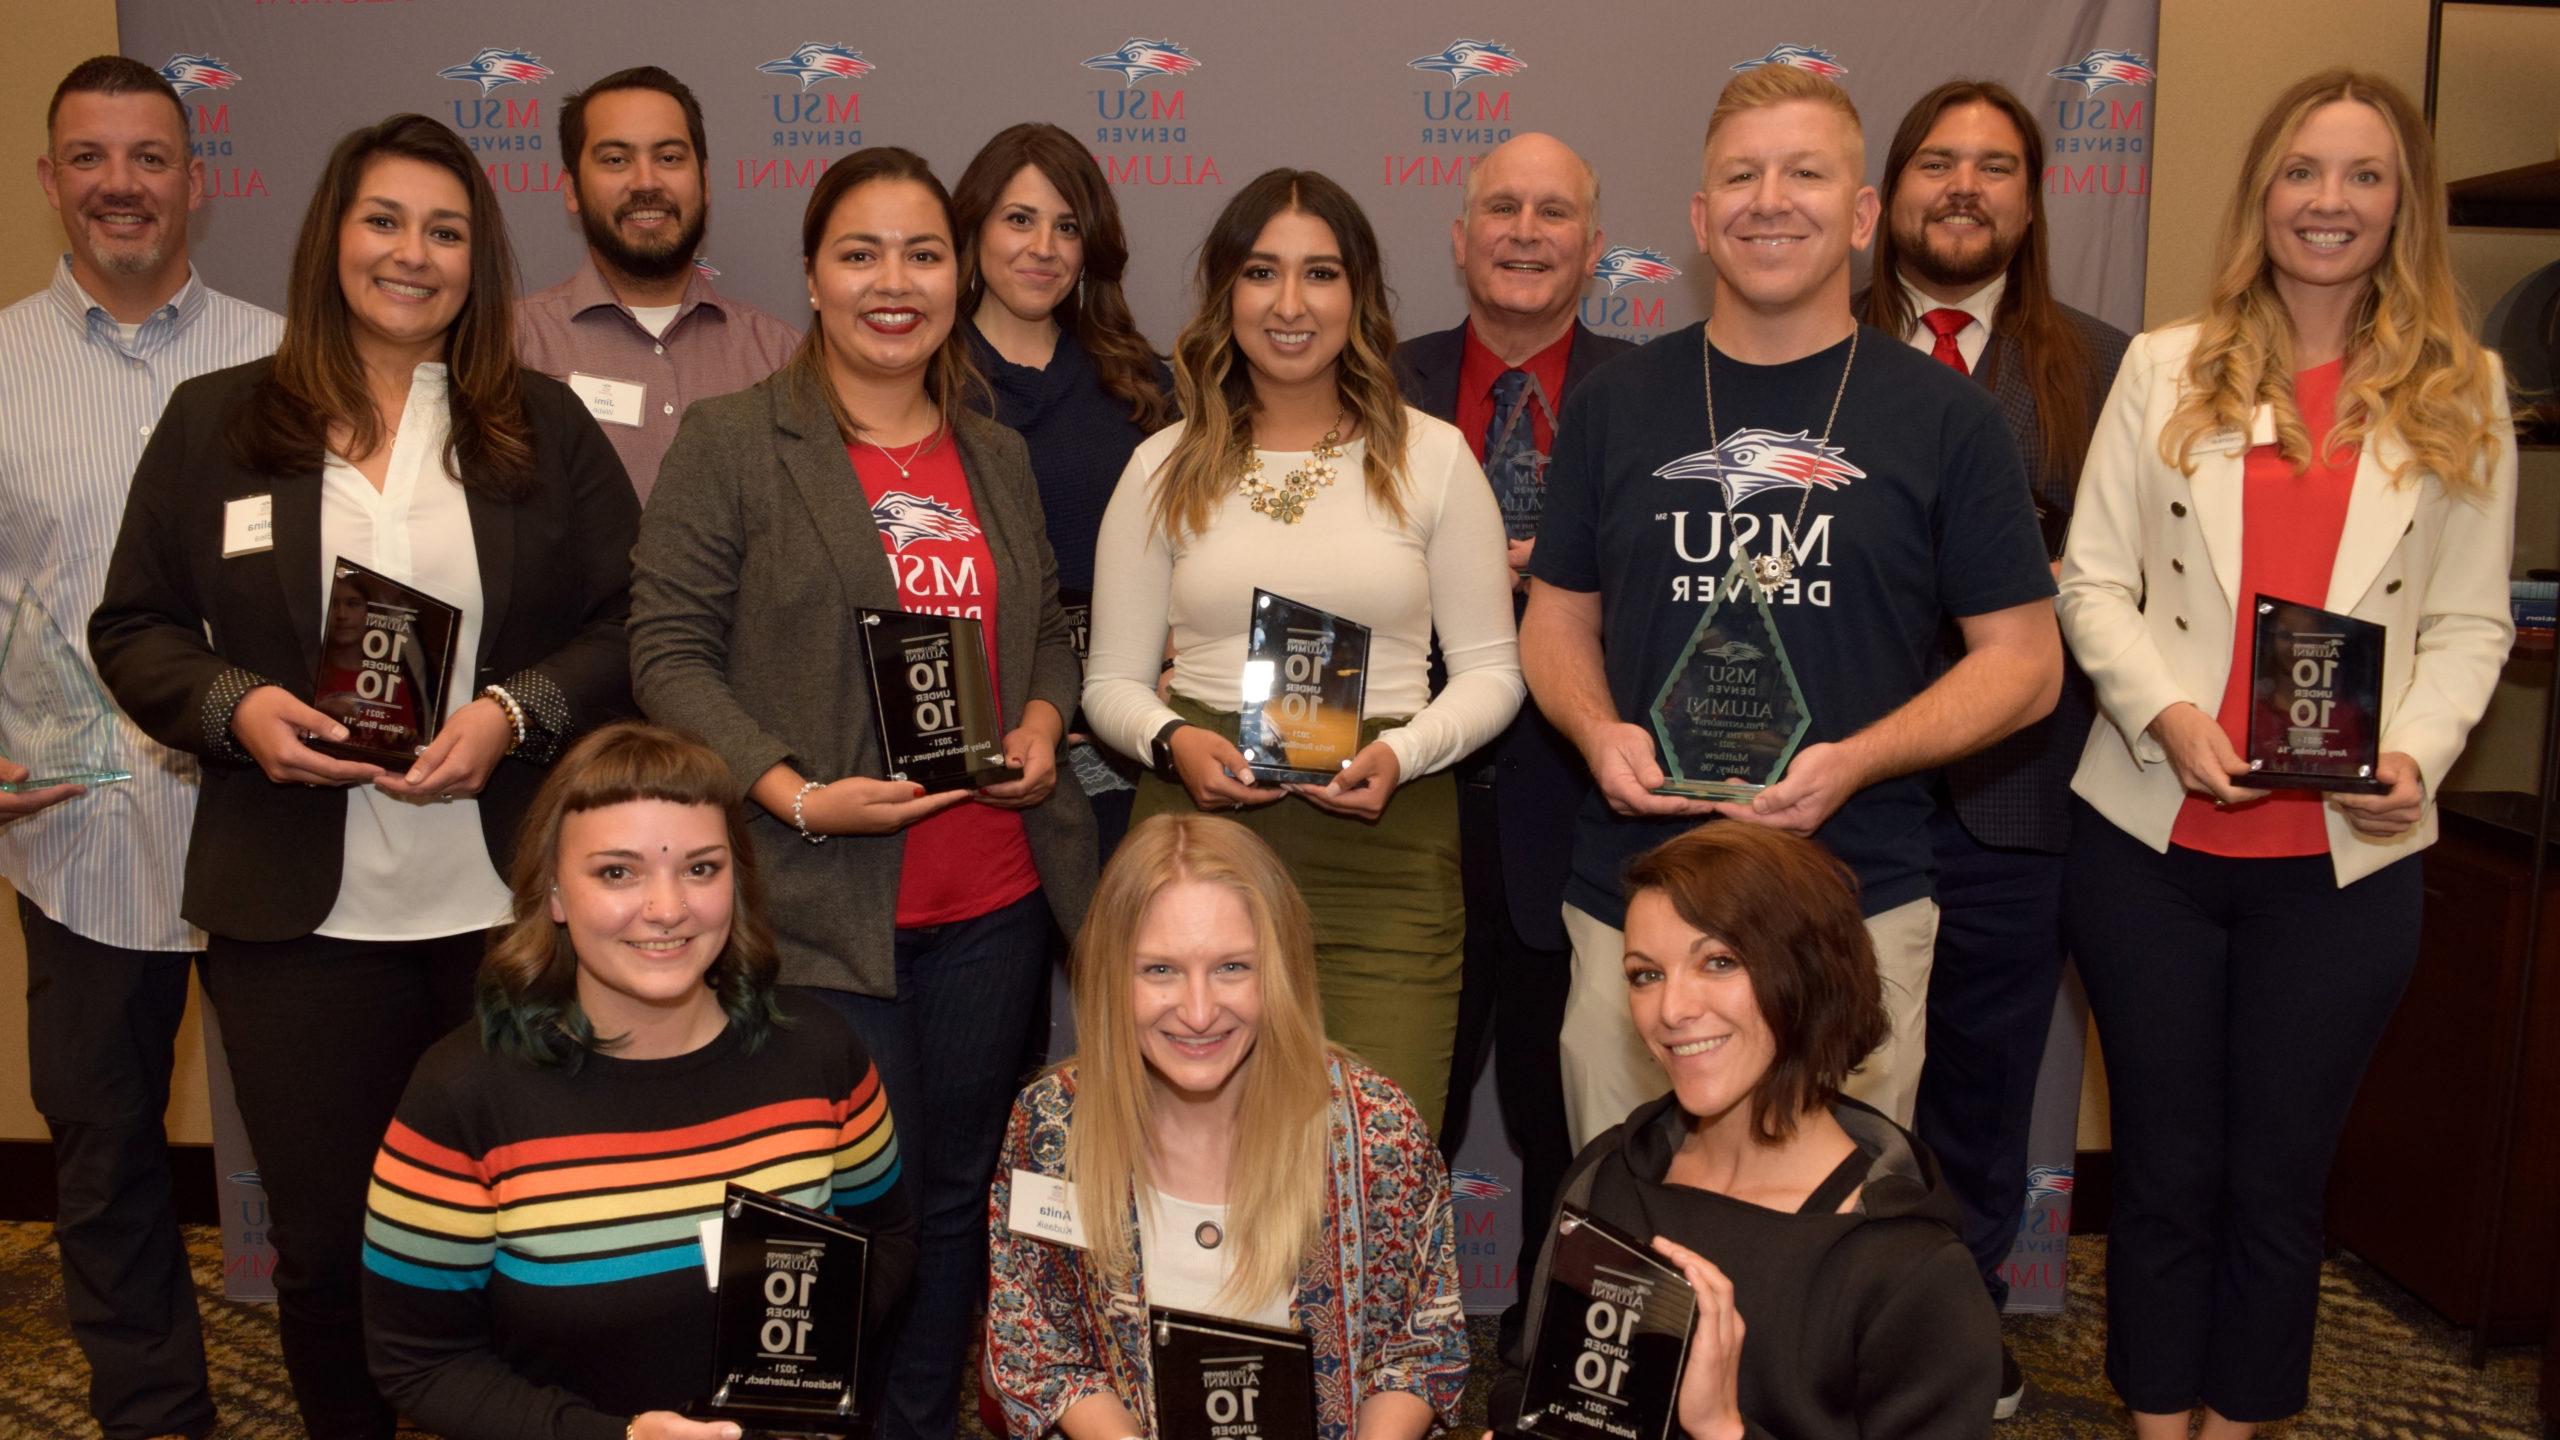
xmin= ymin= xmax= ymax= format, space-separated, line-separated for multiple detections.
xmin=1150 ymin=168 xmax=1408 ymax=542
xmin=784 ymin=146 xmax=981 ymax=440
xmin=230 ymin=113 xmax=534 ymax=499
xmin=1623 ymin=823 xmax=1888 ymax=1144
xmin=1865 ymin=80 xmax=2094 ymax=487
xmin=478 ymin=722 xmax=784 ymax=1068
xmin=952 ymin=122 xmax=1172 ymax=432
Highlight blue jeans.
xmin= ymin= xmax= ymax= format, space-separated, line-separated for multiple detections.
xmin=803 ymin=889 xmax=1052 ymax=1440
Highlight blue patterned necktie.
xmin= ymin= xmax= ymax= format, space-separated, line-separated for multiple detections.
xmin=1483 ymin=368 xmax=1547 ymax=541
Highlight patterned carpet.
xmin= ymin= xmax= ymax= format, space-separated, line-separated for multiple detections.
xmin=0 ymin=1223 xmax=2543 ymax=1438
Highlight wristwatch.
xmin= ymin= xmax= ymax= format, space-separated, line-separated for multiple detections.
xmin=1149 ymin=718 xmax=1192 ymax=783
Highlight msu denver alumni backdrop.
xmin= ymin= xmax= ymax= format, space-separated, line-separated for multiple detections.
xmin=118 ymin=0 xmax=2158 ymax=1315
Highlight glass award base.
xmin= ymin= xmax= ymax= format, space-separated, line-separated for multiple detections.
xmin=306 ymin=736 xmax=426 ymax=768
xmin=0 ymin=766 xmax=130 ymax=792
xmin=1649 ymin=777 xmax=1762 ymax=802
xmin=2244 ymin=763 xmax=2390 ymax=795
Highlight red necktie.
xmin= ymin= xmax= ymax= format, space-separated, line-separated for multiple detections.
xmin=1921 ymin=307 xmax=1971 ymax=375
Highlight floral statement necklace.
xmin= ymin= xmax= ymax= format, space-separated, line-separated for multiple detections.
xmin=1237 ymin=413 xmax=1347 ymax=525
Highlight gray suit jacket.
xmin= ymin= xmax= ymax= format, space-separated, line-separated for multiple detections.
xmin=630 ymin=372 xmax=1097 ymax=996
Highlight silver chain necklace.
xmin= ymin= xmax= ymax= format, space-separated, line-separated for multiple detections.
xmin=863 ymin=429 xmax=942 ymax=481
xmin=1702 ymin=327 xmax=1858 ymax=589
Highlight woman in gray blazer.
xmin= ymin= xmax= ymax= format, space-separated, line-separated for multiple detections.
xmin=628 ymin=146 xmax=1096 ymax=1440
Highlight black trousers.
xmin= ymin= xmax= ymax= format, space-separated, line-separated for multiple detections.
xmin=1911 ymin=807 xmax=2069 ymax=1309
xmin=2066 ymin=804 xmax=2420 ymax=1422
xmin=22 ymin=896 xmax=214 ymax=1440
xmin=198 ymin=930 xmax=479 ymax=1440
xmin=1441 ymin=776 xmax=1574 ymax=1325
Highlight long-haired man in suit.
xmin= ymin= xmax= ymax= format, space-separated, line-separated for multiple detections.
xmin=1862 ymin=78 xmax=2130 ymax=1421
xmin=1394 ymin=131 xmax=1625 ymax=1342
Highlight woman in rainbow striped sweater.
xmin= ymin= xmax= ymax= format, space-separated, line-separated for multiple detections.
xmin=359 ymin=723 xmax=919 ymax=1440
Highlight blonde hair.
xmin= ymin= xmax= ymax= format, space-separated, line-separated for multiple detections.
xmin=1704 ymin=64 xmax=1865 ymax=173
xmin=2159 ymin=70 xmax=2504 ymax=495
xmin=1062 ymin=814 xmax=1333 ymax=1310
xmin=1151 ymin=169 xmax=1410 ymax=543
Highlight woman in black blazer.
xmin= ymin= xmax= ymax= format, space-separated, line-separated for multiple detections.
xmin=89 ymin=114 xmax=634 ymax=1440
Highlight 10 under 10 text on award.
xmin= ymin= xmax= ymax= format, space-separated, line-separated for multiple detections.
xmin=1237 ymin=590 xmax=1370 ymax=786
xmin=2245 ymin=595 xmax=2387 ymax=793
xmin=1647 ymin=556 xmax=1812 ymax=800
xmin=1149 ymin=1306 xmax=1318 ymax=1440
xmin=858 ymin=608 xmax=1019 ymax=792
xmin=692 ymin=1185 xmax=871 ymax=1437
xmin=1518 ymin=1207 xmax=1697 ymax=1440
xmin=308 ymin=557 xmax=460 ymax=766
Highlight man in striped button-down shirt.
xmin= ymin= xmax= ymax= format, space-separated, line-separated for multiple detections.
xmin=2 ymin=55 xmax=279 ymax=1440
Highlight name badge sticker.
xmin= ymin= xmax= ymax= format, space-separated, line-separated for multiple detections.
xmin=221 ymin=493 xmax=274 ymax=557
xmin=566 ymin=372 xmax=647 ymax=428
xmin=1007 ymin=1168 xmax=1089 ymax=1250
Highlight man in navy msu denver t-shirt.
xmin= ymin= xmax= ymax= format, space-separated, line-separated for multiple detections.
xmin=1521 ymin=66 xmax=2061 ymax=1146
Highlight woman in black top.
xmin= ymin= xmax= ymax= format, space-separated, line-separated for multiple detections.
xmin=950 ymin=122 xmax=1172 ymax=855
xmin=90 ymin=113 xmax=634 ymax=1440
xmin=1494 ymin=823 xmax=1998 ymax=1440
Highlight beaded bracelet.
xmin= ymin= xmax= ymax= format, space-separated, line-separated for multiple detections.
xmin=792 ymin=778 xmax=828 ymax=844
xmin=480 ymin=684 xmax=527 ymax=755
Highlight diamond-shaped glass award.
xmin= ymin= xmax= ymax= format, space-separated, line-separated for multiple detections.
xmin=1646 ymin=557 xmax=1810 ymax=800
xmin=0 ymin=583 xmax=132 ymax=792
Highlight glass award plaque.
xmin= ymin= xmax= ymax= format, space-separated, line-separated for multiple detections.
xmin=1516 ymin=1206 xmax=1697 ymax=1440
xmin=1148 ymin=1306 xmax=1318 ymax=1440
xmin=0 ymin=583 xmax=132 ymax=791
xmin=2246 ymin=595 xmax=2387 ymax=794
xmin=1058 ymin=586 xmax=1095 ymax=667
xmin=856 ymin=609 xmax=1019 ymax=793
xmin=308 ymin=558 xmax=460 ymax=766
xmin=1647 ymin=556 xmax=1811 ymax=800
xmin=691 ymin=1184 xmax=870 ymax=1437
xmin=1237 ymin=590 xmax=1370 ymax=786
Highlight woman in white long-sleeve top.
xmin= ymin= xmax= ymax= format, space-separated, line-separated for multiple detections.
xmin=1080 ymin=167 xmax=1523 ymax=1134
xmin=2056 ymin=69 xmax=2514 ymax=1439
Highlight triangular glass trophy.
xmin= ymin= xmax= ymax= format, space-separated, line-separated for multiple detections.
xmin=0 ymin=583 xmax=133 ymax=792
xmin=1646 ymin=556 xmax=1811 ymax=800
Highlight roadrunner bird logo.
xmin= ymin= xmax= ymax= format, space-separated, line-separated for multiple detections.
xmin=871 ymin=492 xmax=980 ymax=552
xmin=159 ymin=54 xmax=242 ymax=96
xmin=757 ymin=44 xmax=875 ymax=91
xmin=1407 ymin=39 xmax=1528 ymax=87
xmin=2048 ymin=50 xmax=2156 ymax=95
xmin=1082 ymin=39 xmax=1203 ymax=88
xmin=1655 ymin=429 xmax=1866 ymax=510
xmin=1592 ymin=246 xmax=1682 ymax=293
xmin=1731 ymin=44 xmax=1848 ymax=78
xmin=436 ymin=48 xmax=552 ymax=94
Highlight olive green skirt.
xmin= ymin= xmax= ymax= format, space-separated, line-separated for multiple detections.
xmin=1133 ymin=695 xmax=1463 ymax=1133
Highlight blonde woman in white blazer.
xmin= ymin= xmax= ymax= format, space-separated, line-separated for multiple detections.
xmin=2055 ymin=71 xmax=2514 ymax=1439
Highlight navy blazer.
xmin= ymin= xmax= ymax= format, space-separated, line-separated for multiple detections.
xmin=1395 ymin=320 xmax=1632 ymax=947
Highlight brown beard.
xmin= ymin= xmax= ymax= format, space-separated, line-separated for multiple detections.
xmin=1894 ymin=212 xmax=2020 ymax=293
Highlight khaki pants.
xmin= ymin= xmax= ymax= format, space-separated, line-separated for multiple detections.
xmin=1559 ymin=894 xmax=1940 ymax=1144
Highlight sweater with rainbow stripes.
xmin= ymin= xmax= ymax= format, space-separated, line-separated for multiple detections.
xmin=361 ymin=999 xmax=916 ymax=1440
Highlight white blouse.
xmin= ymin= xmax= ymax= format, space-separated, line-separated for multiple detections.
xmin=1083 ymin=409 xmax=1524 ymax=781
xmin=313 ymin=363 xmax=513 ymax=941
xmin=1136 ymin=1186 xmax=1294 ymax=1328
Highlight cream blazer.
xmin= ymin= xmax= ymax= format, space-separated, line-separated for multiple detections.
xmin=2057 ymin=323 xmax=2516 ymax=885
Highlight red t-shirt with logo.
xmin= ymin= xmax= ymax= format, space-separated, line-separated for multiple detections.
xmin=2170 ymin=359 xmax=2355 ymax=859
xmin=849 ymin=438 xmax=1041 ymax=927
